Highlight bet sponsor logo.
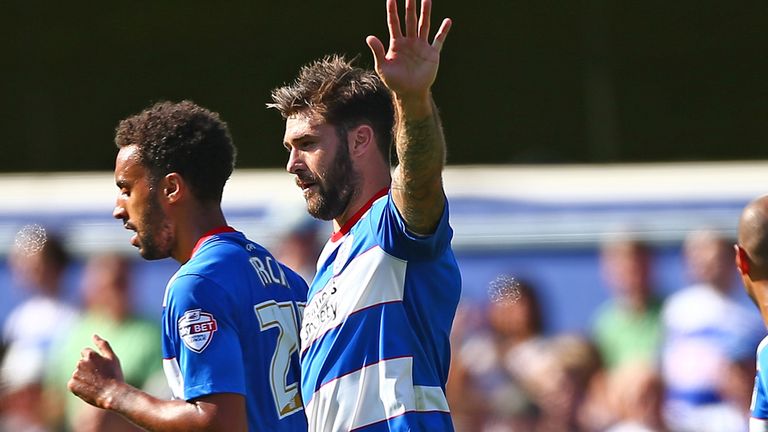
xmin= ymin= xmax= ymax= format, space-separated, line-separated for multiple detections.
xmin=178 ymin=309 xmax=218 ymax=353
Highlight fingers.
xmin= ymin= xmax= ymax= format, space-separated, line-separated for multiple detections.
xmin=366 ymin=35 xmax=387 ymax=68
xmin=386 ymin=0 xmax=403 ymax=40
xmin=405 ymin=0 xmax=417 ymax=38
xmin=93 ymin=334 xmax=117 ymax=361
xmin=431 ymin=18 xmax=452 ymax=52
xmin=80 ymin=347 xmax=96 ymax=359
xmin=385 ymin=0 xmax=448 ymax=45
xmin=418 ymin=0 xmax=431 ymax=40
xmin=67 ymin=376 xmax=77 ymax=392
xmin=68 ymin=365 xmax=99 ymax=406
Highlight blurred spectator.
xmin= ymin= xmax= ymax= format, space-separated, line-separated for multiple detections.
xmin=680 ymin=354 xmax=753 ymax=432
xmin=0 ymin=231 xmax=77 ymax=431
xmin=2 ymin=231 xmax=78 ymax=357
xmin=592 ymin=235 xmax=663 ymax=370
xmin=602 ymin=360 xmax=668 ymax=432
xmin=660 ymin=229 xmax=762 ymax=432
xmin=521 ymin=333 xmax=604 ymax=432
xmin=45 ymin=253 xmax=163 ymax=432
xmin=273 ymin=218 xmax=325 ymax=283
xmin=448 ymin=279 xmax=546 ymax=431
xmin=717 ymin=354 xmax=755 ymax=428
xmin=0 ymin=342 xmax=50 ymax=432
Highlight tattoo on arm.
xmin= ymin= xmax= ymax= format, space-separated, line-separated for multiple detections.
xmin=392 ymin=98 xmax=447 ymax=234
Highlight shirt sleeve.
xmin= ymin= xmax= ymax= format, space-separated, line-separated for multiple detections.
xmin=163 ymin=274 xmax=245 ymax=401
xmin=751 ymin=340 xmax=768 ymax=431
xmin=373 ymin=191 xmax=453 ymax=261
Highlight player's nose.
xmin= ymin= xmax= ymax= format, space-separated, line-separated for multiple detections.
xmin=113 ymin=202 xmax=126 ymax=220
xmin=286 ymin=148 xmax=304 ymax=174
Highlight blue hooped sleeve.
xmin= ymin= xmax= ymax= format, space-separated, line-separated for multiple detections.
xmin=374 ymin=191 xmax=453 ymax=261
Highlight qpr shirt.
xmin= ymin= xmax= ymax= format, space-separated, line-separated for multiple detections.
xmin=161 ymin=227 xmax=308 ymax=431
xmin=300 ymin=189 xmax=462 ymax=431
xmin=752 ymin=336 xmax=768 ymax=431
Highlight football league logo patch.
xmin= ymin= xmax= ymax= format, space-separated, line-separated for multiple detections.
xmin=178 ymin=309 xmax=218 ymax=353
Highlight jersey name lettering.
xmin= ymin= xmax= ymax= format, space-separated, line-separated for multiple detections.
xmin=250 ymin=256 xmax=289 ymax=287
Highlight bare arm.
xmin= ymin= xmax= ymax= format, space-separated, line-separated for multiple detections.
xmin=367 ymin=0 xmax=452 ymax=234
xmin=68 ymin=335 xmax=247 ymax=432
xmin=391 ymin=97 xmax=446 ymax=233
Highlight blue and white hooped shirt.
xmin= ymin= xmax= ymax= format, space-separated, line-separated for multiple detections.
xmin=299 ymin=189 xmax=462 ymax=432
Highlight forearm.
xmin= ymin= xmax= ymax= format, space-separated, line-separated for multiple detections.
xmin=103 ymin=383 xmax=237 ymax=432
xmin=392 ymin=93 xmax=447 ymax=234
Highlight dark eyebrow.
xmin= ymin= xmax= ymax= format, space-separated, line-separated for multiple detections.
xmin=284 ymin=134 xmax=312 ymax=151
xmin=285 ymin=132 xmax=319 ymax=146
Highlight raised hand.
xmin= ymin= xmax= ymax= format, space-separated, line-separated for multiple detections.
xmin=68 ymin=334 xmax=126 ymax=408
xmin=366 ymin=0 xmax=452 ymax=102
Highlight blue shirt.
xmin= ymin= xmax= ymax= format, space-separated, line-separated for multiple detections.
xmin=161 ymin=228 xmax=308 ymax=431
xmin=300 ymin=190 xmax=462 ymax=431
xmin=752 ymin=336 xmax=768 ymax=431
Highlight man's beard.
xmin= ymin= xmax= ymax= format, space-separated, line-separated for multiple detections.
xmin=305 ymin=145 xmax=358 ymax=221
xmin=137 ymin=191 xmax=173 ymax=260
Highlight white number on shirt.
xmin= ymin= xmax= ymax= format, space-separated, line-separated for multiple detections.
xmin=254 ymin=300 xmax=304 ymax=418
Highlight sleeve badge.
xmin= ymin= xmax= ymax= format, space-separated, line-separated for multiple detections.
xmin=178 ymin=309 xmax=218 ymax=353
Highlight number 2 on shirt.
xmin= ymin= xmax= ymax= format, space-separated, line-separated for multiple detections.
xmin=254 ymin=300 xmax=304 ymax=418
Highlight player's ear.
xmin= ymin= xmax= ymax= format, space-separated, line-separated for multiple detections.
xmin=735 ymin=244 xmax=751 ymax=276
xmin=347 ymin=124 xmax=374 ymax=157
xmin=161 ymin=173 xmax=183 ymax=204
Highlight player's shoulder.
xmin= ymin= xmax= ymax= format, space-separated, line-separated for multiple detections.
xmin=276 ymin=265 xmax=309 ymax=301
xmin=356 ymin=189 xmax=394 ymax=226
xmin=189 ymin=232 xmax=265 ymax=271
xmin=195 ymin=233 xmax=308 ymax=296
xmin=757 ymin=336 xmax=768 ymax=359
xmin=173 ymin=235 xmax=252 ymax=286
xmin=196 ymin=232 xmax=252 ymax=257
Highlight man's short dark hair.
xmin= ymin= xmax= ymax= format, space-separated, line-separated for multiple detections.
xmin=115 ymin=100 xmax=235 ymax=203
xmin=268 ymin=55 xmax=394 ymax=163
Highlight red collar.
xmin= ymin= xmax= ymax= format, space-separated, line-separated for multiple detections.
xmin=331 ymin=188 xmax=389 ymax=242
xmin=191 ymin=226 xmax=237 ymax=256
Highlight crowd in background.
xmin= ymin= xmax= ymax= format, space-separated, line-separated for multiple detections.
xmin=448 ymin=228 xmax=764 ymax=432
xmin=0 ymin=224 xmax=763 ymax=432
xmin=0 ymin=234 xmax=166 ymax=432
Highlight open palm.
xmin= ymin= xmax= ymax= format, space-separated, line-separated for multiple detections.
xmin=366 ymin=0 xmax=452 ymax=99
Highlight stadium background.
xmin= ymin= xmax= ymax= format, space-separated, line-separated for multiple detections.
xmin=1 ymin=0 xmax=764 ymax=328
xmin=0 ymin=164 xmax=764 ymax=333
xmin=1 ymin=1 xmax=765 ymax=173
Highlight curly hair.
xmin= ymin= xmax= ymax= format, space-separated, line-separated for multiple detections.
xmin=114 ymin=100 xmax=235 ymax=203
xmin=267 ymin=55 xmax=394 ymax=162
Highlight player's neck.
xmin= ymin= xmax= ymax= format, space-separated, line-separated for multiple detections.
xmin=333 ymin=170 xmax=390 ymax=230
xmin=333 ymin=165 xmax=392 ymax=232
xmin=172 ymin=204 xmax=228 ymax=264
